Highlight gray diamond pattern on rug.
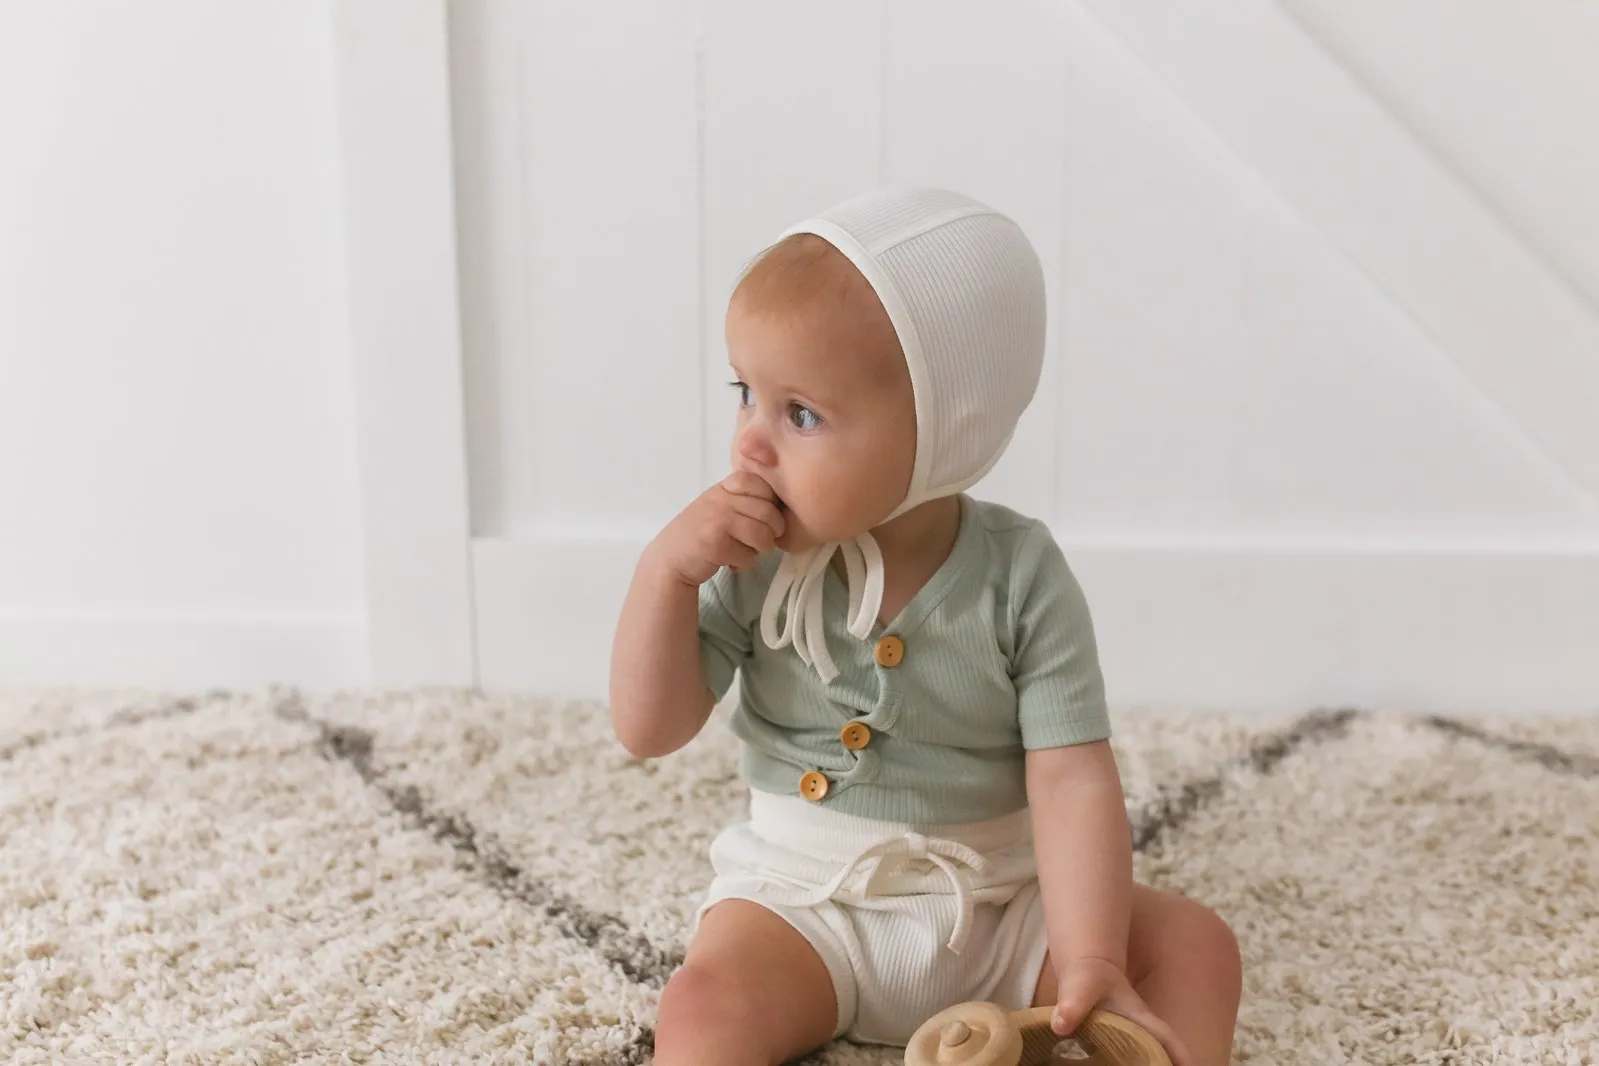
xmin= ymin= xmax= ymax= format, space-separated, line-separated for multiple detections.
xmin=2 ymin=688 xmax=1594 ymax=1064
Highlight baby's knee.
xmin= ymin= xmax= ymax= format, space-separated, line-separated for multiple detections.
xmin=657 ymin=961 xmax=765 ymax=1037
xmin=1184 ymin=901 xmax=1243 ymax=991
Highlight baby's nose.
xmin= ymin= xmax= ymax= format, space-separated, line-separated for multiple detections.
xmin=735 ymin=425 xmax=776 ymax=467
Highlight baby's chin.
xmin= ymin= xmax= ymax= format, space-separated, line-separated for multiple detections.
xmin=773 ymin=498 xmax=885 ymax=552
xmin=773 ymin=528 xmax=813 ymax=554
xmin=773 ymin=514 xmax=822 ymax=554
xmin=774 ymin=518 xmax=866 ymax=554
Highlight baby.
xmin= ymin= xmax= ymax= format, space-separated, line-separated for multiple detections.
xmin=610 ymin=188 xmax=1241 ymax=1066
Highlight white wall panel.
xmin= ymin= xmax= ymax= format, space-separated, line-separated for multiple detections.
xmin=473 ymin=0 xmax=704 ymax=536
xmin=1076 ymin=0 xmax=1599 ymax=502
xmin=881 ymin=0 xmax=1071 ymax=521
xmin=1284 ymin=0 xmax=1599 ymax=309
xmin=1057 ymin=12 xmax=1599 ymax=538
xmin=0 ymin=0 xmax=367 ymax=687
xmin=699 ymin=0 xmax=884 ymax=490
xmin=430 ymin=0 xmax=1599 ymax=712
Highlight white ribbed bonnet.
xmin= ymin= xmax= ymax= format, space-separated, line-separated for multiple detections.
xmin=779 ymin=186 xmax=1047 ymax=521
xmin=756 ymin=187 xmax=1049 ymax=684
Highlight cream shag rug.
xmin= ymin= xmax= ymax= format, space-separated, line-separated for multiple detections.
xmin=2 ymin=688 xmax=1595 ymax=1065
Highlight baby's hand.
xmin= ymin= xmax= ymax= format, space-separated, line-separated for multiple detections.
xmin=650 ymin=471 xmax=786 ymax=587
xmin=1050 ymin=957 xmax=1190 ymax=1066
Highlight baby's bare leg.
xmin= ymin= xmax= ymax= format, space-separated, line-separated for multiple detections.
xmin=655 ymin=899 xmax=839 ymax=1066
xmin=1033 ymin=884 xmax=1243 ymax=1066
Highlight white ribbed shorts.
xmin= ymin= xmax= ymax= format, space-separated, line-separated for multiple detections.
xmin=691 ymin=790 xmax=1050 ymax=1047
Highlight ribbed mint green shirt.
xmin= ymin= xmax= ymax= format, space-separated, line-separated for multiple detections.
xmin=697 ymin=495 xmax=1110 ymax=824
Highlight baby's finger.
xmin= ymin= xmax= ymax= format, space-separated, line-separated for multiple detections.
xmin=727 ymin=493 xmax=785 ymax=538
xmin=722 ymin=536 xmax=759 ymax=573
xmin=720 ymin=470 xmax=778 ymax=502
xmin=1049 ymin=970 xmax=1109 ymax=1036
xmin=725 ymin=514 xmax=777 ymax=556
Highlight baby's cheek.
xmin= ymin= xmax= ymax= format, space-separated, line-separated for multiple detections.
xmin=772 ymin=517 xmax=820 ymax=553
xmin=771 ymin=499 xmax=822 ymax=547
xmin=789 ymin=462 xmax=880 ymax=539
xmin=784 ymin=509 xmax=834 ymax=549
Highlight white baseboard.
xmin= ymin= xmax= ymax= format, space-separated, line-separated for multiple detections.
xmin=474 ymin=535 xmax=1599 ymax=715
xmin=0 ymin=611 xmax=369 ymax=688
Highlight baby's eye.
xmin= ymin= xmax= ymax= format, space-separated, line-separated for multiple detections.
xmin=730 ymin=380 xmax=752 ymax=407
xmin=788 ymin=404 xmax=823 ymax=431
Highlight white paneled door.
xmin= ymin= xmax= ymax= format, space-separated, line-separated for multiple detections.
xmin=337 ymin=0 xmax=1599 ymax=713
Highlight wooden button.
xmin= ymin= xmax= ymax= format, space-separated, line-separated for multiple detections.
xmin=799 ymin=771 xmax=829 ymax=802
xmin=874 ymin=635 xmax=905 ymax=668
xmin=840 ymin=722 xmax=872 ymax=751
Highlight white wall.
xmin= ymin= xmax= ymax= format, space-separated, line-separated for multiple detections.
xmin=0 ymin=2 xmax=367 ymax=686
xmin=4 ymin=2 xmax=1597 ymax=711
xmin=1284 ymin=0 xmax=1599 ymax=309
xmin=451 ymin=0 xmax=1599 ymax=713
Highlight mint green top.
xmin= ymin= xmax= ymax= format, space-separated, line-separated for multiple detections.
xmin=697 ymin=495 xmax=1110 ymax=824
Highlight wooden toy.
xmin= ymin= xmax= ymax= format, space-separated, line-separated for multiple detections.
xmin=904 ymin=1002 xmax=1171 ymax=1066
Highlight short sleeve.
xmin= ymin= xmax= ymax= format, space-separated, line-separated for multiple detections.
xmin=698 ymin=566 xmax=752 ymax=702
xmin=1011 ymin=524 xmax=1111 ymax=750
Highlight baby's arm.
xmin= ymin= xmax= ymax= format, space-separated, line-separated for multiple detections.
xmin=1026 ymin=740 xmax=1133 ymax=972
xmin=608 ymin=471 xmax=783 ymax=758
xmin=609 ymin=549 xmax=714 ymax=759
xmin=1010 ymin=523 xmax=1183 ymax=1049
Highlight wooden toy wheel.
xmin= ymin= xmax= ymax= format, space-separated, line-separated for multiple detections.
xmin=1006 ymin=1006 xmax=1172 ymax=1066
xmin=905 ymin=1004 xmax=1171 ymax=1066
xmin=904 ymin=1001 xmax=1022 ymax=1066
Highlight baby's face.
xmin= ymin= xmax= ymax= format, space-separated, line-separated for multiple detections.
xmin=725 ymin=298 xmax=916 ymax=554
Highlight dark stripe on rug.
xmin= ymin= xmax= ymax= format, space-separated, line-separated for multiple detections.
xmin=567 ymin=1027 xmax=655 ymax=1066
xmin=0 ymin=691 xmax=222 ymax=762
xmin=1131 ymin=708 xmax=1362 ymax=852
xmin=1420 ymin=715 xmax=1599 ymax=778
xmin=275 ymin=692 xmax=684 ymax=989
xmin=569 ymin=1026 xmax=828 ymax=1066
